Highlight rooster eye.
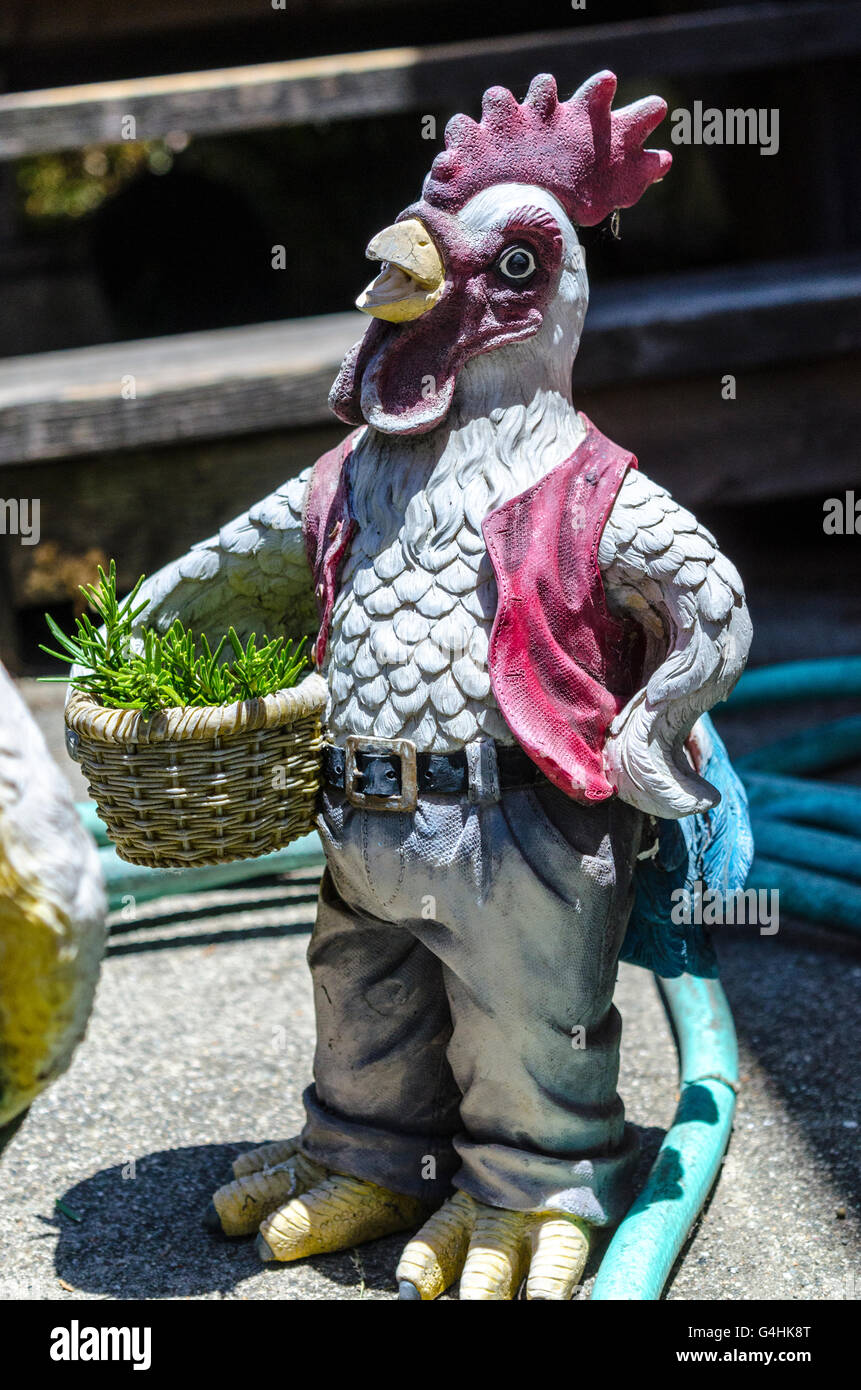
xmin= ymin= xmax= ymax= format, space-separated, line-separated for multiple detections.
xmin=496 ymin=245 xmax=537 ymax=284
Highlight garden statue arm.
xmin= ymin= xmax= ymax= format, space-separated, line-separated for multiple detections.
xmin=599 ymin=468 xmax=753 ymax=820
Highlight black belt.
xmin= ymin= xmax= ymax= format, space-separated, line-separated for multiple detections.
xmin=322 ymin=735 xmax=541 ymax=812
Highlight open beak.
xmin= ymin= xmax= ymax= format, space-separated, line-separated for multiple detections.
xmin=356 ymin=218 xmax=445 ymax=322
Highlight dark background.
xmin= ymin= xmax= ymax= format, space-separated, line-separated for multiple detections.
xmin=2 ymin=0 xmax=859 ymax=350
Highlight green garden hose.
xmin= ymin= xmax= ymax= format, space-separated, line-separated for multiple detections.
xmin=591 ymin=974 xmax=738 ymax=1300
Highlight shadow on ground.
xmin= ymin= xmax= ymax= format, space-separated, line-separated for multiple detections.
xmin=52 ymin=1144 xmax=261 ymax=1298
xmin=717 ymin=921 xmax=861 ymax=1220
xmin=51 ymin=1126 xmax=667 ymax=1299
xmin=105 ymin=918 xmax=316 ymax=958
xmin=51 ymin=1141 xmax=391 ymax=1298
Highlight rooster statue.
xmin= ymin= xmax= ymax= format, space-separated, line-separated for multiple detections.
xmin=128 ymin=72 xmax=753 ymax=1299
xmin=0 ymin=662 xmax=106 ymax=1155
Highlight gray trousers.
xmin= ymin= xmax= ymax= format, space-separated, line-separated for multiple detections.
xmin=299 ymin=759 xmax=644 ymax=1225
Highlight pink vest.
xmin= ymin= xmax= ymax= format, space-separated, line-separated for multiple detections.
xmin=303 ymin=417 xmax=645 ymax=804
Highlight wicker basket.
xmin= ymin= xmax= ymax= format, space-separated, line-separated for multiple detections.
xmin=65 ymin=672 xmax=327 ymax=868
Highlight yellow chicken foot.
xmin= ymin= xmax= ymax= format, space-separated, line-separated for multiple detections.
xmin=396 ymin=1192 xmax=592 ymax=1300
xmin=206 ymin=1137 xmax=329 ymax=1237
xmin=257 ymin=1171 xmax=428 ymax=1263
xmin=206 ymin=1135 xmax=428 ymax=1262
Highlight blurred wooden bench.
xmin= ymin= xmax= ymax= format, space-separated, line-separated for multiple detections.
xmin=2 ymin=252 xmax=859 ymax=485
xmin=2 ymin=1 xmax=860 ymax=157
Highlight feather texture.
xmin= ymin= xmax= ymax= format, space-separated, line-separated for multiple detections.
xmin=599 ymin=469 xmax=752 ymax=819
xmin=325 ymin=390 xmax=587 ymax=749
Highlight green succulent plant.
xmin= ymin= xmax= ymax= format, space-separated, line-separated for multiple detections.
xmin=41 ymin=560 xmax=307 ymax=714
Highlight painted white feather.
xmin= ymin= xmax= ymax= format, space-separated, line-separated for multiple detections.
xmin=412 ymin=708 xmax=443 ymax=748
xmin=351 ymin=565 xmax=380 ymax=600
xmin=416 ymin=586 xmax=457 ymax=618
xmin=438 ymin=559 xmax=477 ymax=595
xmin=452 ymin=657 xmax=492 ymax=700
xmin=340 ymin=603 xmax=371 ymax=641
xmin=354 ymin=640 xmax=383 ymax=680
xmin=374 ymin=545 xmax=407 ymax=581
xmin=364 ymin=586 xmax=400 ymax=616
xmin=375 ymin=703 xmax=407 ymax=739
xmin=393 ymin=610 xmax=430 ymax=644
xmin=389 ymin=663 xmax=423 ymax=694
xmin=443 ymin=710 xmax=484 ymax=743
xmin=369 ymin=625 xmax=405 ymax=667
xmin=415 ymin=639 xmax=450 ymax=676
xmin=468 ymin=627 xmax=489 ymax=666
xmin=461 ymin=588 xmax=488 ymax=620
xmin=331 ymin=667 xmax=353 ymax=703
xmin=430 ymin=671 xmax=467 ymax=718
xmin=391 ymin=686 xmax=429 ymax=719
xmin=433 ymin=610 xmax=472 ymax=656
xmin=393 ymin=568 xmax=433 ymax=604
xmin=357 ymin=674 xmax=389 ymax=708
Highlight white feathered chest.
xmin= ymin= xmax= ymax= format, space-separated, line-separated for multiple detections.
xmin=322 ymin=404 xmax=587 ymax=751
xmin=324 ymin=434 xmax=514 ymax=752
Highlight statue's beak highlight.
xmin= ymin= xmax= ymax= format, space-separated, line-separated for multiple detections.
xmin=356 ymin=218 xmax=445 ymax=322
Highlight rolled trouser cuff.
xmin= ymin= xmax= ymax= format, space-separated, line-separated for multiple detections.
xmin=451 ymin=1124 xmax=640 ymax=1226
xmin=299 ymin=1085 xmax=459 ymax=1204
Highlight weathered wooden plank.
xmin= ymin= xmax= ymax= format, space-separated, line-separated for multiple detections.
xmin=1 ymin=426 xmax=344 ymax=611
xmin=587 ymin=355 xmax=861 ymax=509
xmin=580 ymin=254 xmax=861 ymax=386
xmin=1 ymin=254 xmax=859 ymax=467
xmin=0 ymin=311 xmax=363 ymax=465
xmin=2 ymin=2 xmax=860 ymax=158
xmin=0 ymin=0 xmax=265 ymax=47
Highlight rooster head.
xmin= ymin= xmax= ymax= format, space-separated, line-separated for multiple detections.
xmin=329 ymin=71 xmax=671 ymax=435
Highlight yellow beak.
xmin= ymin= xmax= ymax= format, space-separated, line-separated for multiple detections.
xmin=356 ymin=218 xmax=445 ymax=322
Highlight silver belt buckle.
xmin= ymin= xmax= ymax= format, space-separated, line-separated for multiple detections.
xmin=343 ymin=735 xmax=419 ymax=812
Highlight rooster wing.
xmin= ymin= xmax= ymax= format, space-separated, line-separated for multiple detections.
xmin=598 ymin=468 xmax=752 ymax=820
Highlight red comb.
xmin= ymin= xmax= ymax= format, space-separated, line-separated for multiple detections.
xmin=422 ymin=71 xmax=671 ymax=226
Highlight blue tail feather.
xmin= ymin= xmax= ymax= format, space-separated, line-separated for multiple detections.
xmin=621 ymin=714 xmax=754 ymax=978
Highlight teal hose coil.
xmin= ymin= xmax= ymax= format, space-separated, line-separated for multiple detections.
xmin=95 ymin=830 xmax=326 ymax=915
xmin=721 ymin=655 xmax=861 ymax=709
xmin=592 ymin=653 xmax=860 ymax=1298
xmin=723 ymin=657 xmax=861 ymax=935
xmin=591 ymin=975 xmax=738 ymax=1300
xmin=743 ymin=770 xmax=861 ymax=832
